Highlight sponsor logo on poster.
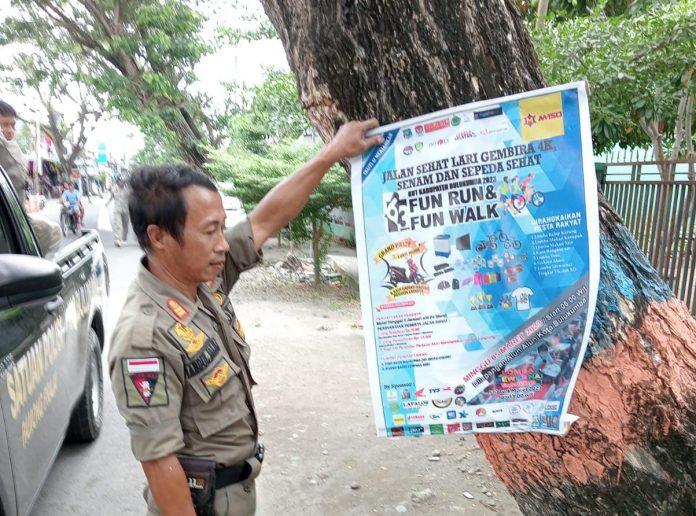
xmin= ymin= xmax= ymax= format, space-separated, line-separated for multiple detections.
xmin=430 ymin=424 xmax=445 ymax=435
xmin=403 ymin=400 xmax=429 ymax=409
xmin=383 ymin=192 xmax=407 ymax=233
xmin=545 ymin=401 xmax=561 ymax=412
xmin=519 ymin=92 xmax=564 ymax=141
xmin=474 ymin=107 xmax=503 ymax=119
xmin=454 ymin=130 xmax=476 ymax=140
xmin=425 ymin=119 xmax=450 ymax=133
xmin=431 ymin=398 xmax=453 ymax=408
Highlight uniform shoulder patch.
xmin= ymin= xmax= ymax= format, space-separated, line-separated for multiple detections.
xmin=122 ymin=357 xmax=169 ymax=408
xmin=166 ymin=298 xmax=190 ymax=321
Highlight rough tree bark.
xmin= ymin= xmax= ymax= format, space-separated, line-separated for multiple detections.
xmin=260 ymin=1 xmax=696 ymax=514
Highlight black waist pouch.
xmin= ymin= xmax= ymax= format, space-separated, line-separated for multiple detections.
xmin=177 ymin=455 xmax=216 ymax=516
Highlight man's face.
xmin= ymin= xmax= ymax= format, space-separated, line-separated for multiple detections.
xmin=161 ymin=185 xmax=229 ymax=286
xmin=0 ymin=114 xmax=16 ymax=141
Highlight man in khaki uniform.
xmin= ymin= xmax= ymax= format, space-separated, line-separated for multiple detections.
xmin=109 ymin=119 xmax=382 ymax=516
xmin=0 ymin=100 xmax=62 ymax=257
xmin=106 ymin=176 xmax=131 ymax=246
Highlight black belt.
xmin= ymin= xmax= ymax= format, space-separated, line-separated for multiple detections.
xmin=215 ymin=463 xmax=249 ymax=489
xmin=215 ymin=444 xmax=264 ymax=489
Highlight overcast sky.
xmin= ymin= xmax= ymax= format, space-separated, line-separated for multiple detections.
xmin=0 ymin=0 xmax=289 ymax=162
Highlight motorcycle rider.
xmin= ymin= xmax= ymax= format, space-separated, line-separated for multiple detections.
xmin=62 ymin=180 xmax=84 ymax=229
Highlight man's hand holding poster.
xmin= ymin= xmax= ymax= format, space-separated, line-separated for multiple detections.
xmin=350 ymin=83 xmax=599 ymax=437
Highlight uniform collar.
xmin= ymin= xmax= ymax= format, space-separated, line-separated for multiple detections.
xmin=135 ymin=256 xmax=200 ymax=324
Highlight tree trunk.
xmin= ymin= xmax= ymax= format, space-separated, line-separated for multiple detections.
xmin=311 ymin=218 xmax=323 ymax=286
xmin=260 ymin=1 xmax=696 ymax=513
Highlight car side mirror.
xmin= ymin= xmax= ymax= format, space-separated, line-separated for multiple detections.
xmin=0 ymin=254 xmax=64 ymax=309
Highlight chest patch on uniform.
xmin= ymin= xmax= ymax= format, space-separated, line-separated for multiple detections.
xmin=201 ymin=357 xmax=233 ymax=394
xmin=123 ymin=357 xmax=169 ymax=408
xmin=166 ymin=298 xmax=190 ymax=320
xmin=169 ymin=322 xmax=207 ymax=356
xmin=185 ymin=339 xmax=220 ymax=378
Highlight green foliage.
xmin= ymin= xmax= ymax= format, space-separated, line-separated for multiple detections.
xmin=129 ymin=134 xmax=185 ymax=168
xmin=250 ymin=70 xmax=310 ymax=139
xmin=207 ymin=137 xmax=351 ymax=284
xmin=3 ymin=1 xmax=218 ymax=166
xmin=208 ymin=140 xmax=351 ymax=217
xmin=533 ymin=0 xmax=696 ymax=154
xmin=516 ymin=0 xmax=664 ymax=20
xmin=206 ymin=68 xmax=343 ymax=283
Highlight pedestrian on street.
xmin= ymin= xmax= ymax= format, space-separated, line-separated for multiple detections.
xmin=106 ymin=176 xmax=131 ymax=246
xmin=108 ymin=119 xmax=382 ymax=516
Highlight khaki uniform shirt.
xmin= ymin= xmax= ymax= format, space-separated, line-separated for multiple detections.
xmin=109 ymin=219 xmax=262 ymax=466
xmin=109 ymin=184 xmax=130 ymax=213
xmin=0 ymin=136 xmax=28 ymax=196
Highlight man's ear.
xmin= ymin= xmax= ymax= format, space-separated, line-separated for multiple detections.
xmin=146 ymin=224 xmax=170 ymax=251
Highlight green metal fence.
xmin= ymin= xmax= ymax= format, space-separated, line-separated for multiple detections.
xmin=601 ymin=158 xmax=696 ymax=315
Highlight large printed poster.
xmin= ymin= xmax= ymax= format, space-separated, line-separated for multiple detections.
xmin=351 ymin=83 xmax=599 ymax=437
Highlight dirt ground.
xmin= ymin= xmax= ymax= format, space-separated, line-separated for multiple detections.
xmin=233 ymin=240 xmax=522 ymax=516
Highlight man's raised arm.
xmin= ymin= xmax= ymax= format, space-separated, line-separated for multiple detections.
xmin=248 ymin=119 xmax=383 ymax=250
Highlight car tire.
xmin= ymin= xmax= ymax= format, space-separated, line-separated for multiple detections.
xmin=66 ymin=329 xmax=104 ymax=442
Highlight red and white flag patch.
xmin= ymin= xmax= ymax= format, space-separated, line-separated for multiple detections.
xmin=123 ymin=357 xmax=168 ymax=407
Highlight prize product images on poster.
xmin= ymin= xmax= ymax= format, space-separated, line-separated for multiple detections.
xmin=351 ymin=82 xmax=600 ymax=438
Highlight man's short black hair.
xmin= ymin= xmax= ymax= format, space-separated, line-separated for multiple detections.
xmin=0 ymin=100 xmax=17 ymax=118
xmin=129 ymin=164 xmax=217 ymax=251
xmin=538 ymin=344 xmax=549 ymax=353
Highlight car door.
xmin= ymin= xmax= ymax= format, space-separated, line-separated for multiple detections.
xmin=0 ymin=175 xmax=72 ymax=516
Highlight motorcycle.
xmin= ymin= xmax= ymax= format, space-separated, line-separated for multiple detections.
xmin=60 ymin=202 xmax=81 ymax=236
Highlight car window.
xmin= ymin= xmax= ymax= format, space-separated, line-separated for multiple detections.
xmin=0 ymin=184 xmax=19 ymax=254
xmin=0 ymin=181 xmax=39 ymax=256
xmin=0 ymin=207 xmax=12 ymax=253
